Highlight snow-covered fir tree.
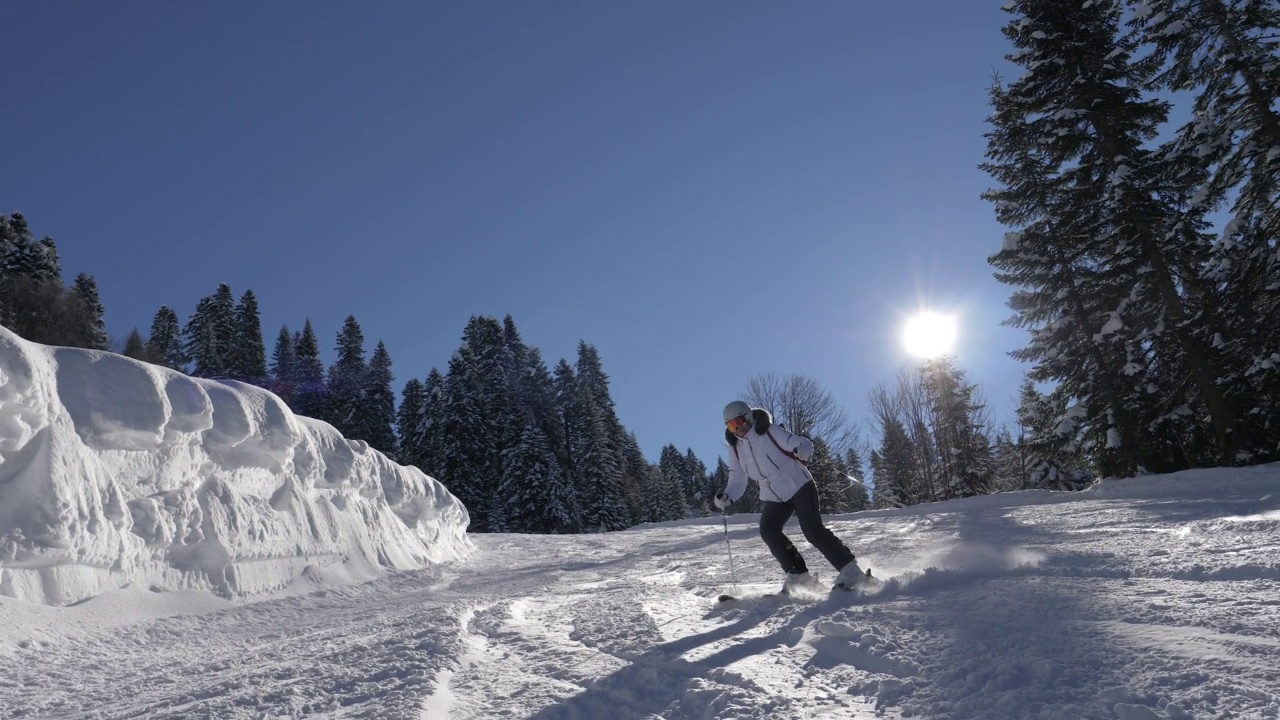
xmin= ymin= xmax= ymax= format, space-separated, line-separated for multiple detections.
xmin=573 ymin=382 xmax=631 ymax=531
xmin=990 ymin=428 xmax=1026 ymax=492
xmin=362 ymin=340 xmax=398 ymax=456
xmin=268 ymin=325 xmax=296 ymax=404
xmin=122 ymin=328 xmax=147 ymax=360
xmin=184 ymin=284 xmax=237 ymax=379
xmin=985 ymin=0 xmax=1240 ymax=474
xmin=396 ymin=378 xmax=426 ymax=467
xmin=922 ymin=357 xmax=993 ymax=499
xmin=870 ymin=418 xmax=914 ymax=509
xmin=433 ymin=317 xmax=519 ymax=532
xmin=1130 ymin=0 xmax=1280 ymax=460
xmin=0 ymin=213 xmax=77 ymax=346
xmin=230 ymin=289 xmax=266 ymax=384
xmin=0 ymin=213 xmax=60 ymax=281
xmin=146 ymin=306 xmax=186 ymax=371
xmin=417 ymin=368 xmax=447 ymax=479
xmin=70 ymin=273 xmax=107 ymax=350
xmin=183 ymin=297 xmax=222 ymax=378
xmin=494 ymin=316 xmax=583 ymax=528
xmin=292 ymin=320 xmax=327 ymax=420
xmin=658 ymin=444 xmax=691 ymax=521
xmin=440 ymin=342 xmax=494 ymax=531
xmin=326 ymin=315 xmax=368 ymax=438
xmin=1018 ymin=379 xmax=1094 ymax=490
xmin=621 ymin=433 xmax=661 ymax=524
xmin=809 ymin=436 xmax=847 ymax=514
xmin=573 ymin=340 xmax=632 ymax=527
xmin=552 ymin=358 xmax=582 ymax=521
xmin=521 ymin=347 xmax=568 ymax=475
xmin=498 ymin=412 xmax=574 ymax=533
xmin=683 ymin=449 xmax=710 ymax=517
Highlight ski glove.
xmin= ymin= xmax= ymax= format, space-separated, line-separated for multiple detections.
xmin=714 ymin=492 xmax=731 ymax=509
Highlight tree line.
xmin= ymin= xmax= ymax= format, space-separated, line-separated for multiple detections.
xmin=0 ymin=234 xmax=726 ymax=532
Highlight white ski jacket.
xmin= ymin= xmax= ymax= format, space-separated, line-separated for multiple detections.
xmin=723 ymin=410 xmax=815 ymax=504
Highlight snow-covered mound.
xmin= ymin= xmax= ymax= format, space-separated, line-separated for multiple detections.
xmin=0 ymin=327 xmax=471 ymax=606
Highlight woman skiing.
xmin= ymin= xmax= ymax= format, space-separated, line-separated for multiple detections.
xmin=714 ymin=400 xmax=868 ymax=594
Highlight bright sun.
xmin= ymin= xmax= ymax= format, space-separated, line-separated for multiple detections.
xmin=902 ymin=312 xmax=958 ymax=359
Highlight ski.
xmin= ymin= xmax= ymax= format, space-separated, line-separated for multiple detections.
xmin=719 ymin=567 xmax=874 ymax=603
xmin=721 ymin=589 xmax=778 ymax=599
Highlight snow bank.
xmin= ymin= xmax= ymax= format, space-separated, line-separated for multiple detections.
xmin=0 ymin=327 xmax=471 ymax=606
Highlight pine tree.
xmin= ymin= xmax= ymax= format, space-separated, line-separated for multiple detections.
xmin=362 ymin=340 xmax=398 ymax=456
xmin=0 ymin=213 xmax=70 ymax=345
xmin=417 ymin=368 xmax=448 ymax=479
xmin=269 ymin=325 xmax=296 ymax=404
xmin=495 ymin=316 xmax=583 ymax=528
xmin=122 ymin=328 xmax=148 ymax=361
xmin=1017 ymin=379 xmax=1094 ymax=490
xmin=658 ymin=444 xmax=690 ymax=521
xmin=38 ymin=236 xmax=60 ymax=279
xmin=922 ymin=357 xmax=992 ymax=499
xmin=870 ymin=419 xmax=914 ymax=509
xmin=184 ymin=296 xmax=223 ymax=378
xmin=623 ymin=433 xmax=659 ymax=524
xmin=683 ymin=449 xmax=710 ymax=517
xmin=499 ymin=413 xmax=572 ymax=533
xmin=574 ymin=342 xmax=632 ymax=529
xmin=292 ymin=319 xmax=327 ymax=420
xmin=1131 ymin=0 xmax=1280 ymax=459
xmin=428 ymin=317 xmax=524 ymax=532
xmin=184 ymin=284 xmax=237 ymax=378
xmin=1 ymin=213 xmax=60 ymax=281
xmin=231 ymin=289 xmax=267 ymax=384
xmin=71 ymin=273 xmax=108 ymax=350
xmin=810 ymin=436 xmax=848 ymax=514
xmin=552 ymin=359 xmax=581 ymax=519
xmin=984 ymin=0 xmax=1239 ymax=473
xmin=147 ymin=306 xmax=186 ymax=371
xmin=501 ymin=315 xmax=531 ymax=402
xmin=465 ymin=317 xmax=522 ymax=530
xmin=643 ymin=465 xmax=671 ymax=520
xmin=327 ymin=315 xmax=368 ymax=438
xmin=439 ymin=344 xmax=492 ymax=531
xmin=523 ymin=346 xmax=568 ymax=471
xmin=397 ymin=378 xmax=426 ymax=467
xmin=691 ymin=448 xmax=717 ymax=516
xmin=575 ymin=382 xmax=631 ymax=531
xmin=617 ymin=437 xmax=649 ymax=522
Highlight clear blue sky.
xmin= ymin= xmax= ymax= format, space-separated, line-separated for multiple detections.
xmin=2 ymin=1 xmax=1028 ymax=468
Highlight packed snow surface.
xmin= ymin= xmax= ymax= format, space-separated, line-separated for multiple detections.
xmin=3 ymin=460 xmax=1279 ymax=717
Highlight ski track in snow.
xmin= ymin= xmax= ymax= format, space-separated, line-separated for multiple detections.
xmin=2 ymin=466 xmax=1279 ymax=719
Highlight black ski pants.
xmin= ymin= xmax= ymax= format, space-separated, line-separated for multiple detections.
xmin=759 ymin=481 xmax=855 ymax=575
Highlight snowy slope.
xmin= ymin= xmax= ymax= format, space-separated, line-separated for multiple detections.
xmin=0 ymin=327 xmax=471 ymax=606
xmin=2 ymin=460 xmax=1278 ymax=718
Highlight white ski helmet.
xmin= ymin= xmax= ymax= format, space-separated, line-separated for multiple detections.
xmin=723 ymin=400 xmax=752 ymax=424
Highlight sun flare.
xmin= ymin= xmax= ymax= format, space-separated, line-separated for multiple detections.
xmin=902 ymin=312 xmax=957 ymax=359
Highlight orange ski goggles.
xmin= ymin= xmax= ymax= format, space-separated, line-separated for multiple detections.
xmin=726 ymin=414 xmax=751 ymax=433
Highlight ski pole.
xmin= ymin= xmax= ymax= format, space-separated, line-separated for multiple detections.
xmin=721 ymin=511 xmax=738 ymax=594
xmin=845 ymin=473 xmax=908 ymax=509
